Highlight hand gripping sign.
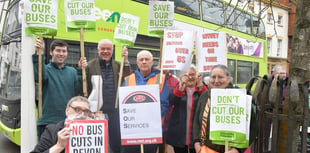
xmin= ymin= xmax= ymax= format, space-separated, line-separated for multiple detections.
xmin=64 ymin=0 xmax=96 ymax=96
xmin=66 ymin=120 xmax=108 ymax=153
xmin=24 ymin=0 xmax=58 ymax=117
xmin=114 ymin=13 xmax=140 ymax=108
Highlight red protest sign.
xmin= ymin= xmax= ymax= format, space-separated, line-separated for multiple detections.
xmin=66 ymin=120 xmax=108 ymax=153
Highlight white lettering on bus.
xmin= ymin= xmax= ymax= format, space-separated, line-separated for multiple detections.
xmin=94 ymin=7 xmax=120 ymax=23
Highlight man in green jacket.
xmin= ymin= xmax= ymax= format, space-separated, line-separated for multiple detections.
xmin=32 ymin=37 xmax=84 ymax=139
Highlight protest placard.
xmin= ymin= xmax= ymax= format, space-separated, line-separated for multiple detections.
xmin=24 ymin=0 xmax=58 ymax=117
xmin=196 ymin=31 xmax=227 ymax=72
xmin=162 ymin=30 xmax=194 ymax=71
xmin=64 ymin=0 xmax=96 ymax=96
xmin=212 ymin=95 xmax=252 ymax=148
xmin=209 ymin=89 xmax=247 ymax=143
xmin=113 ymin=13 xmax=140 ymax=108
xmin=114 ymin=13 xmax=140 ymax=48
xmin=148 ymin=0 xmax=174 ymax=37
xmin=118 ymin=85 xmax=162 ymax=145
xmin=24 ymin=0 xmax=58 ymax=36
xmin=66 ymin=120 xmax=108 ymax=153
xmin=64 ymin=0 xmax=96 ymax=32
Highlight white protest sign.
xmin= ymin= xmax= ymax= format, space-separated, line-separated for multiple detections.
xmin=212 ymin=95 xmax=252 ymax=148
xmin=148 ymin=1 xmax=174 ymax=37
xmin=114 ymin=13 xmax=140 ymax=47
xmin=64 ymin=0 xmax=96 ymax=31
xmin=162 ymin=30 xmax=194 ymax=71
xmin=119 ymin=85 xmax=162 ymax=145
xmin=24 ymin=0 xmax=58 ymax=36
xmin=66 ymin=120 xmax=108 ymax=153
xmin=236 ymin=95 xmax=252 ymax=147
xmin=196 ymin=31 xmax=227 ymax=72
xmin=209 ymin=89 xmax=247 ymax=142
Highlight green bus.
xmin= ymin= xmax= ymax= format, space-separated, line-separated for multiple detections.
xmin=46 ymin=0 xmax=268 ymax=87
xmin=0 ymin=0 xmax=21 ymax=146
xmin=0 ymin=0 xmax=267 ymax=146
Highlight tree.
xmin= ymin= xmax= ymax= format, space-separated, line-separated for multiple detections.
xmin=290 ymin=1 xmax=310 ymax=81
xmin=277 ymin=0 xmax=310 ymax=152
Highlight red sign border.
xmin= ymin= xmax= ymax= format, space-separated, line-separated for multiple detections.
xmin=65 ymin=120 xmax=108 ymax=153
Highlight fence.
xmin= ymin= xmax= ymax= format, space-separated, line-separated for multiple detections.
xmin=247 ymin=75 xmax=309 ymax=153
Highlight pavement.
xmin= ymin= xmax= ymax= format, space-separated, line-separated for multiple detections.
xmin=0 ymin=133 xmax=20 ymax=153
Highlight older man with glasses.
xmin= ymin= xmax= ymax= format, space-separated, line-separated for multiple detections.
xmin=31 ymin=96 xmax=93 ymax=153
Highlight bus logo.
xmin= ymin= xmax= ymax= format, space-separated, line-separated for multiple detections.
xmin=133 ymin=95 xmax=146 ymax=102
xmin=122 ymin=91 xmax=158 ymax=104
xmin=95 ymin=7 xmax=120 ymax=23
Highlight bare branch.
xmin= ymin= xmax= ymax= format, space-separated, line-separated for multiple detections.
xmin=269 ymin=0 xmax=278 ymax=37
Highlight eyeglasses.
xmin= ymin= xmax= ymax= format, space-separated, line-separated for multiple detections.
xmin=69 ymin=105 xmax=92 ymax=116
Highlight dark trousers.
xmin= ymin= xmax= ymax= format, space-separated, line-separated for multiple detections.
xmin=173 ymin=146 xmax=195 ymax=153
xmin=37 ymin=124 xmax=47 ymax=141
xmin=107 ymin=111 xmax=121 ymax=153
xmin=121 ymin=144 xmax=157 ymax=153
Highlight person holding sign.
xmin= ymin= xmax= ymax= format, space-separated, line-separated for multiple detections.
xmin=31 ymin=96 xmax=93 ymax=153
xmin=193 ymin=65 xmax=245 ymax=153
xmin=84 ymin=39 xmax=132 ymax=153
xmin=32 ymin=37 xmax=85 ymax=139
xmin=121 ymin=50 xmax=169 ymax=153
xmin=166 ymin=64 xmax=207 ymax=153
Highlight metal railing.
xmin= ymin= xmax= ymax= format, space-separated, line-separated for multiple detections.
xmin=247 ymin=75 xmax=309 ymax=153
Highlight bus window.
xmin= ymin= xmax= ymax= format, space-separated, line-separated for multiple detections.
xmin=225 ymin=5 xmax=235 ymax=29
xmin=134 ymin=0 xmax=148 ymax=4
xmin=237 ymin=61 xmax=252 ymax=84
xmin=254 ymin=62 xmax=259 ymax=76
xmin=202 ymin=0 xmax=225 ymax=25
xmin=252 ymin=16 xmax=266 ymax=38
xmin=175 ymin=0 xmax=201 ymax=19
xmin=235 ymin=10 xmax=251 ymax=34
xmin=227 ymin=59 xmax=236 ymax=84
xmin=2 ymin=0 xmax=21 ymax=43
xmin=6 ymin=67 xmax=21 ymax=99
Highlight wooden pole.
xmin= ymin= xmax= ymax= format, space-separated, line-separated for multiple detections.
xmin=185 ymin=31 xmax=195 ymax=73
xmin=159 ymin=37 xmax=164 ymax=86
xmin=158 ymin=37 xmax=167 ymax=153
xmin=80 ymin=28 xmax=88 ymax=97
xmin=37 ymin=37 xmax=43 ymax=118
xmin=192 ymin=31 xmax=197 ymax=72
xmin=115 ymin=46 xmax=125 ymax=108
xmin=140 ymin=144 xmax=144 ymax=153
xmin=225 ymin=141 xmax=229 ymax=152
